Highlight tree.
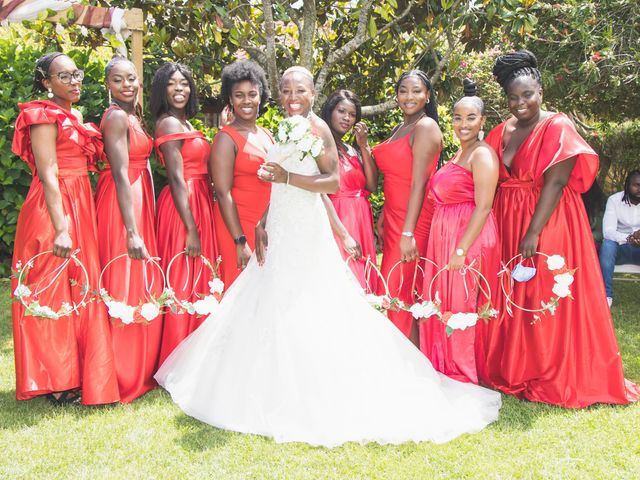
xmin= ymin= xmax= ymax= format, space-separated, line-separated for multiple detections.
xmin=96 ymin=0 xmax=535 ymax=115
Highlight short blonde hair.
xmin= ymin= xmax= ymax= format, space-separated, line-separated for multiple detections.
xmin=280 ymin=66 xmax=315 ymax=89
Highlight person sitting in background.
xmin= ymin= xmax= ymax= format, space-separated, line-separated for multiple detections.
xmin=599 ymin=170 xmax=640 ymax=307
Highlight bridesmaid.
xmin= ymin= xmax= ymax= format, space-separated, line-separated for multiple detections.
xmin=95 ymin=56 xmax=162 ymax=402
xmin=320 ymin=89 xmax=378 ymax=290
xmin=371 ymin=70 xmax=442 ymax=345
xmin=151 ymin=63 xmax=218 ymax=365
xmin=11 ymin=52 xmax=119 ymax=405
xmin=483 ymin=50 xmax=638 ymax=407
xmin=419 ymin=79 xmax=499 ymax=384
xmin=210 ymin=60 xmax=273 ymax=288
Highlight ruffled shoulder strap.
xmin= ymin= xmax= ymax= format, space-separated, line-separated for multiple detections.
xmin=12 ymin=100 xmax=103 ymax=171
xmin=537 ymin=113 xmax=598 ymax=193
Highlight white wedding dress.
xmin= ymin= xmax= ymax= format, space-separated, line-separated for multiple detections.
xmin=155 ymin=149 xmax=501 ymax=447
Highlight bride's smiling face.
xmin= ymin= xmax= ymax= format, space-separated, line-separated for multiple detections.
xmin=279 ymin=72 xmax=315 ymax=117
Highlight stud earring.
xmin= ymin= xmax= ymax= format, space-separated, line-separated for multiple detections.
xmin=47 ymin=88 xmax=54 ymax=99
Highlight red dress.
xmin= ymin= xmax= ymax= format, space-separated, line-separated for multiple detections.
xmin=11 ymin=100 xmax=119 ymax=405
xmin=483 ymin=112 xmax=638 ymax=407
xmin=372 ymin=133 xmax=438 ymax=337
xmin=212 ymin=125 xmax=272 ymax=288
xmin=328 ymin=145 xmax=377 ymax=291
xmin=95 ymin=105 xmax=161 ymax=403
xmin=419 ymin=159 xmax=499 ymax=384
xmin=155 ymin=130 xmax=218 ymax=365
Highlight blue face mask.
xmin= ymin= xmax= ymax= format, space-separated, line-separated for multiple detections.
xmin=512 ymin=263 xmax=536 ymax=282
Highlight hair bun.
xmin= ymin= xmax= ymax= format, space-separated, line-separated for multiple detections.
xmin=463 ymin=78 xmax=477 ymax=97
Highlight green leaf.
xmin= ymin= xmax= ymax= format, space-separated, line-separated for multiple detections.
xmin=368 ymin=16 xmax=377 ymax=39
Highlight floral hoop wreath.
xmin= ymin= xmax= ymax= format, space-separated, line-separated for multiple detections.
xmin=13 ymin=249 xmax=91 ymax=320
xmin=498 ymin=252 xmax=576 ymax=323
xmin=165 ymin=251 xmax=224 ymax=317
xmin=408 ymin=259 xmax=499 ymax=336
xmin=346 ymin=255 xmax=402 ymax=314
xmin=98 ymin=254 xmax=168 ymax=325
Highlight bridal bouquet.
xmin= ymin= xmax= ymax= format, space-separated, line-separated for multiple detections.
xmin=265 ymin=115 xmax=323 ymax=164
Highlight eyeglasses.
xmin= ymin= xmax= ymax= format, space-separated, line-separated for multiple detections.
xmin=49 ymin=70 xmax=85 ymax=84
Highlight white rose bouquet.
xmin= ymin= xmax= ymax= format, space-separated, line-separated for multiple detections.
xmin=264 ymin=115 xmax=323 ymax=166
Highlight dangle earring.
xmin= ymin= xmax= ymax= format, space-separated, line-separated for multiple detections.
xmin=478 ymin=130 xmax=485 ymax=141
xmin=108 ymin=89 xmax=112 ymax=104
xmin=47 ymin=88 xmax=54 ymax=99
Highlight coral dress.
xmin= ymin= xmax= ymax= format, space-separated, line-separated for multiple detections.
xmin=95 ymin=105 xmax=162 ymax=403
xmin=419 ymin=158 xmax=499 ymax=384
xmin=372 ymin=133 xmax=438 ymax=337
xmin=482 ymin=112 xmax=639 ymax=407
xmin=212 ymin=125 xmax=272 ymax=288
xmin=155 ymin=130 xmax=218 ymax=365
xmin=11 ymin=100 xmax=119 ymax=405
xmin=328 ymin=145 xmax=377 ymax=291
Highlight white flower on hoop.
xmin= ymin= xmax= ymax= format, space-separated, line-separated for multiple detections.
xmin=409 ymin=300 xmax=441 ymax=320
xmin=13 ymin=284 xmax=32 ymax=299
xmin=140 ymin=302 xmax=161 ymax=322
xmin=551 ymin=282 xmax=572 ymax=298
xmin=446 ymin=312 xmax=479 ymax=331
xmin=30 ymin=304 xmax=60 ymax=320
xmin=105 ymin=301 xmax=136 ymax=325
xmin=546 ymin=255 xmax=566 ymax=271
xmin=553 ymin=272 xmax=574 ymax=287
xmin=209 ymin=278 xmax=225 ymax=295
xmin=193 ymin=295 xmax=220 ymax=316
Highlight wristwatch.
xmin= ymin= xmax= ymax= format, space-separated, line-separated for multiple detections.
xmin=455 ymin=247 xmax=466 ymax=257
xmin=234 ymin=234 xmax=247 ymax=246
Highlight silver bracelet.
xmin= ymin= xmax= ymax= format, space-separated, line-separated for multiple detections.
xmin=286 ymin=171 xmax=291 ymax=185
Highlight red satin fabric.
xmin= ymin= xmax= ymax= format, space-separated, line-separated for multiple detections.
xmin=155 ymin=131 xmax=218 ymax=365
xmin=11 ymin=100 xmax=119 ymax=405
xmin=328 ymin=147 xmax=377 ymax=291
xmin=419 ymin=160 xmax=499 ymax=384
xmin=95 ymin=105 xmax=162 ymax=403
xmin=372 ymin=134 xmax=437 ymax=337
xmin=212 ymin=125 xmax=272 ymax=288
xmin=482 ymin=113 xmax=638 ymax=407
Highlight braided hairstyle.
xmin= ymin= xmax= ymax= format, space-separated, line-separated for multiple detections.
xmin=395 ymin=70 xmax=439 ymax=125
xmin=622 ymin=170 xmax=640 ymax=205
xmin=492 ymin=50 xmax=542 ymax=93
xmin=104 ymin=55 xmax=147 ymax=130
xmin=149 ymin=62 xmax=198 ymax=120
xmin=32 ymin=52 xmax=66 ymax=95
xmin=454 ymin=78 xmax=485 ymax=115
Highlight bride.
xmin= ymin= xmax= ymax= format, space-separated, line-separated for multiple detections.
xmin=155 ymin=66 xmax=501 ymax=447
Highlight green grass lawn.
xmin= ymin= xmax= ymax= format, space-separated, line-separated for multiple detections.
xmin=1 ymin=277 xmax=639 ymax=479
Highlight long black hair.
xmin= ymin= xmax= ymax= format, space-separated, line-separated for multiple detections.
xmin=492 ymin=49 xmax=542 ymax=93
xmin=320 ymin=89 xmax=362 ymax=149
xmin=623 ymin=170 xmax=640 ymax=205
xmin=395 ymin=70 xmax=439 ymax=125
xmin=33 ymin=52 xmax=66 ymax=95
xmin=149 ymin=62 xmax=198 ymax=120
